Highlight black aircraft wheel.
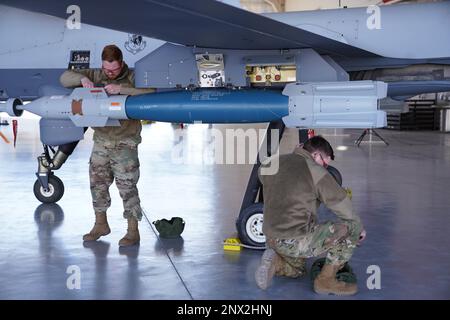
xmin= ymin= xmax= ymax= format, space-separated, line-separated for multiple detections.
xmin=33 ymin=175 xmax=65 ymax=203
xmin=327 ymin=165 xmax=342 ymax=186
xmin=236 ymin=203 xmax=266 ymax=248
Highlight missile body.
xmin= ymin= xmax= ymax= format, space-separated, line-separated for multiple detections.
xmin=0 ymin=81 xmax=387 ymax=131
xmin=125 ymin=89 xmax=289 ymax=123
xmin=1 ymin=88 xmax=289 ymax=127
xmin=20 ymin=88 xmax=129 ymax=127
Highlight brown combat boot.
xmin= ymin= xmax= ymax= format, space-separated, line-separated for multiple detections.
xmin=255 ymin=248 xmax=284 ymax=290
xmin=313 ymin=263 xmax=358 ymax=296
xmin=118 ymin=217 xmax=140 ymax=247
xmin=83 ymin=212 xmax=111 ymax=241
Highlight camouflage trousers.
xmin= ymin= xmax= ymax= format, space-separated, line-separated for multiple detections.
xmin=89 ymin=141 xmax=142 ymax=221
xmin=268 ymin=221 xmax=362 ymax=275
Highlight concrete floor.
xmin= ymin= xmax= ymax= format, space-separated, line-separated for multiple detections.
xmin=0 ymin=117 xmax=449 ymax=300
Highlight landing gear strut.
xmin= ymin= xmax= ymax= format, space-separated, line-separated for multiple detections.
xmin=33 ymin=144 xmax=68 ymax=203
xmin=236 ymin=123 xmax=343 ymax=248
xmin=33 ymin=129 xmax=86 ymax=203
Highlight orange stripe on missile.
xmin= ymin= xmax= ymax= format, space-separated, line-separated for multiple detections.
xmin=111 ymin=102 xmax=121 ymax=106
xmin=71 ymin=99 xmax=83 ymax=116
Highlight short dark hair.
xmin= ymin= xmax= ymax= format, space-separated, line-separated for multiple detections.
xmin=303 ymin=136 xmax=335 ymax=160
xmin=101 ymin=45 xmax=123 ymax=63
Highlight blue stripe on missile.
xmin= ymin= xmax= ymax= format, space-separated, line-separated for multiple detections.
xmin=125 ymin=89 xmax=289 ymax=123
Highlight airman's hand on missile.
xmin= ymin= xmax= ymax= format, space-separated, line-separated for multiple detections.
xmin=81 ymin=77 xmax=94 ymax=88
xmin=105 ymin=84 xmax=121 ymax=95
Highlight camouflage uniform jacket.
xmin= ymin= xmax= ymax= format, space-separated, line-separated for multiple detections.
xmin=259 ymin=147 xmax=362 ymax=240
xmin=60 ymin=63 xmax=154 ymax=146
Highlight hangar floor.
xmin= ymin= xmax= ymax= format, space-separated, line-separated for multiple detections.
xmin=0 ymin=118 xmax=449 ymax=300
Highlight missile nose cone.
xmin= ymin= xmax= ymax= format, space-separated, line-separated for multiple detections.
xmin=1 ymin=98 xmax=24 ymax=117
xmin=21 ymin=97 xmax=46 ymax=117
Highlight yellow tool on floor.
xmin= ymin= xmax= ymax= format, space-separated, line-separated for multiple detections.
xmin=223 ymin=237 xmax=242 ymax=251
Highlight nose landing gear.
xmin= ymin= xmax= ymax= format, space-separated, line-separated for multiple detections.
xmin=34 ymin=173 xmax=65 ymax=203
xmin=33 ymin=145 xmax=68 ymax=203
